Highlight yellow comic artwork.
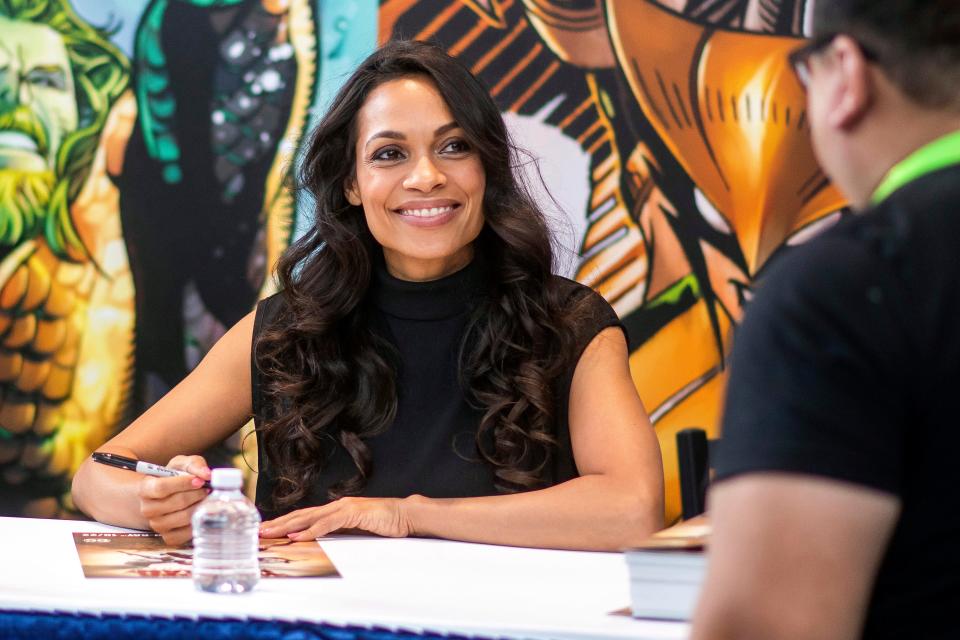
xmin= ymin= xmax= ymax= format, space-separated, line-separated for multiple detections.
xmin=0 ymin=0 xmax=134 ymax=517
xmin=521 ymin=0 xmax=848 ymax=522
xmin=0 ymin=0 xmax=312 ymax=516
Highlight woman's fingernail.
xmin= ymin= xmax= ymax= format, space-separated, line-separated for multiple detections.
xmin=192 ymin=477 xmax=204 ymax=488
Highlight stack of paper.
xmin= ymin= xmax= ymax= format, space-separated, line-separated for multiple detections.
xmin=625 ymin=515 xmax=709 ymax=621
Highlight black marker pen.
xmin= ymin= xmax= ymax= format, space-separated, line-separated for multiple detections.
xmin=91 ymin=452 xmax=211 ymax=487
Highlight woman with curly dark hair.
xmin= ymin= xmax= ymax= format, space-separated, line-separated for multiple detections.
xmin=73 ymin=40 xmax=663 ymax=551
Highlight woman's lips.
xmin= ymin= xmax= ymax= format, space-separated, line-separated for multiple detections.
xmin=392 ymin=202 xmax=461 ymax=227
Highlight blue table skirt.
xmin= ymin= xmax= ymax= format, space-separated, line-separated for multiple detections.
xmin=0 ymin=611 xmax=498 ymax=640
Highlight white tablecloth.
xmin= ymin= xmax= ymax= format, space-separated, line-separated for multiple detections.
xmin=0 ymin=516 xmax=687 ymax=639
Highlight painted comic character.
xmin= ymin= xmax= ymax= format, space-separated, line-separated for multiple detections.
xmin=121 ymin=0 xmax=312 ymax=406
xmin=0 ymin=0 xmax=135 ymax=516
xmin=519 ymin=0 xmax=848 ymax=519
xmin=119 ymin=0 xmax=316 ymax=469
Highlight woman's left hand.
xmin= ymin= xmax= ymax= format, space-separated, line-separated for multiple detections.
xmin=259 ymin=497 xmax=416 ymax=540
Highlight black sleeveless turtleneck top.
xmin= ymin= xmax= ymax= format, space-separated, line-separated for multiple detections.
xmin=250 ymin=258 xmax=623 ymax=519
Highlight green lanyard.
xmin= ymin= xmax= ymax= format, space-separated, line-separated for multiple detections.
xmin=871 ymin=129 xmax=960 ymax=205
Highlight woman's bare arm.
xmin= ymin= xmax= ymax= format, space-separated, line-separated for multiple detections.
xmin=71 ymin=311 xmax=257 ymax=531
xmin=402 ymin=326 xmax=664 ymax=549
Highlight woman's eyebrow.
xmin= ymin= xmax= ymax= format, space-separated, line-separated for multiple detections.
xmin=364 ymin=122 xmax=460 ymax=149
xmin=433 ymin=121 xmax=459 ymax=136
xmin=365 ymin=130 xmax=404 ymax=149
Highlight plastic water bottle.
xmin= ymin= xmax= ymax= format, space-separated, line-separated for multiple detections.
xmin=191 ymin=468 xmax=261 ymax=593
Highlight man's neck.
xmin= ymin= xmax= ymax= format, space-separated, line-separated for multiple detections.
xmin=850 ymin=104 xmax=960 ymax=209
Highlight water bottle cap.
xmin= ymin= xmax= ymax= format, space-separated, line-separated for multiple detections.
xmin=210 ymin=467 xmax=243 ymax=489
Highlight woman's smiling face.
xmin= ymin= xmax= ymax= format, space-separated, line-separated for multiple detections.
xmin=346 ymin=75 xmax=486 ymax=281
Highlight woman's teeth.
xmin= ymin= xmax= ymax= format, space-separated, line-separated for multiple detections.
xmin=399 ymin=205 xmax=455 ymax=218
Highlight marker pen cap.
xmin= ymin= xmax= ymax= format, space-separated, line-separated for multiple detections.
xmin=210 ymin=468 xmax=243 ymax=490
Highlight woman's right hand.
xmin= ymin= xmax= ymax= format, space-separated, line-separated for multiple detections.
xmin=137 ymin=455 xmax=212 ymax=546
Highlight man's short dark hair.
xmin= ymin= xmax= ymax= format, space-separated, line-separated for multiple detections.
xmin=813 ymin=0 xmax=960 ymax=109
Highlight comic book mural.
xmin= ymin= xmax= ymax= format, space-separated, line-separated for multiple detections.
xmin=0 ymin=0 xmax=135 ymax=517
xmin=0 ymin=0 xmax=845 ymax=523
xmin=117 ymin=0 xmax=312 ymax=485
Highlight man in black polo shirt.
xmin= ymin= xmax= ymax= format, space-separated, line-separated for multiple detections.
xmin=691 ymin=2 xmax=960 ymax=639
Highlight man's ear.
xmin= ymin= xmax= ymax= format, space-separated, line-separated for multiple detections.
xmin=344 ymin=178 xmax=361 ymax=206
xmin=827 ymin=35 xmax=873 ymax=131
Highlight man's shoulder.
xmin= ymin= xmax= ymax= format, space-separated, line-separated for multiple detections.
xmin=868 ymin=164 xmax=960 ymax=256
xmin=763 ymin=162 xmax=960 ymax=291
xmin=748 ymin=218 xmax=888 ymax=324
xmin=879 ymin=162 xmax=960 ymax=219
xmin=751 ymin=163 xmax=960 ymax=323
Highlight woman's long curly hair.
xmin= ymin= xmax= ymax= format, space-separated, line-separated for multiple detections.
xmin=255 ymin=40 xmax=590 ymax=512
